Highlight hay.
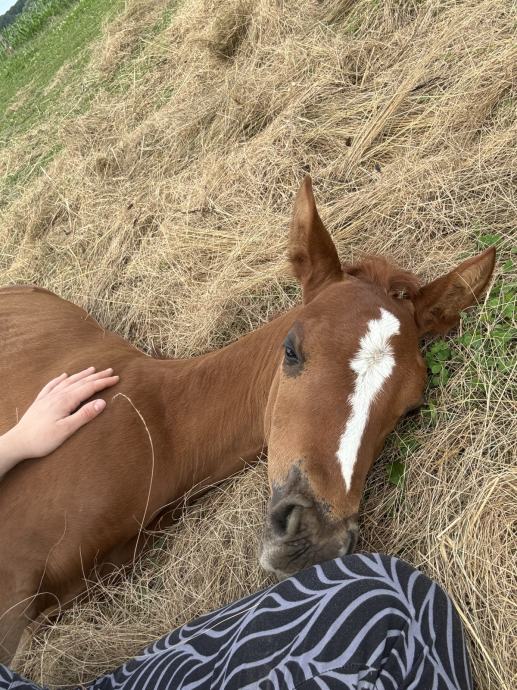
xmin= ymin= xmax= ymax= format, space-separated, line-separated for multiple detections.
xmin=0 ymin=0 xmax=515 ymax=687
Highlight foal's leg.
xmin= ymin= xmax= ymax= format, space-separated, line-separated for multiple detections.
xmin=0 ymin=577 xmax=39 ymax=666
xmin=0 ymin=535 xmax=148 ymax=670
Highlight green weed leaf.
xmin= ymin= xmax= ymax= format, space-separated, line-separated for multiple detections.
xmin=388 ymin=461 xmax=405 ymax=486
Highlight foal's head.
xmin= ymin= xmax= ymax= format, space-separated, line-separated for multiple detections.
xmin=261 ymin=176 xmax=495 ymax=578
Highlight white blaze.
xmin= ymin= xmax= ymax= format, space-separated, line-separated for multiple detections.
xmin=337 ymin=308 xmax=400 ymax=490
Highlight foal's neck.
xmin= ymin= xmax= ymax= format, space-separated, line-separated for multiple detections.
xmin=153 ymin=306 xmax=301 ymax=495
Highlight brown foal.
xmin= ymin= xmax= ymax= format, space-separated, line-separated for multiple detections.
xmin=0 ymin=176 xmax=495 ymax=662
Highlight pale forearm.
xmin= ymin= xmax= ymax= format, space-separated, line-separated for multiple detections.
xmin=0 ymin=427 xmax=25 ymax=480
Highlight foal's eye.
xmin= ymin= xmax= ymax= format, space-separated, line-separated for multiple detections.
xmin=284 ymin=341 xmax=299 ymax=364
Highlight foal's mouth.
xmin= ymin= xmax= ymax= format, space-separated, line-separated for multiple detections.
xmin=259 ymin=516 xmax=359 ymax=579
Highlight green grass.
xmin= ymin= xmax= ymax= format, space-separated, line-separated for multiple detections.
xmin=0 ymin=0 xmax=124 ymax=141
xmin=0 ymin=0 xmax=125 ymax=208
xmin=2 ymin=0 xmax=77 ymax=50
xmin=0 ymin=0 xmax=182 ymax=208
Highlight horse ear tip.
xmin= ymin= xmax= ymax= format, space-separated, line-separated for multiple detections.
xmin=486 ymin=245 xmax=496 ymax=261
xmin=478 ymin=245 xmax=496 ymax=275
xmin=293 ymin=175 xmax=314 ymax=210
xmin=479 ymin=245 xmax=496 ymax=261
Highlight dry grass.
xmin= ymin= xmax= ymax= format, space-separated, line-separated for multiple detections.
xmin=1 ymin=0 xmax=516 ymax=687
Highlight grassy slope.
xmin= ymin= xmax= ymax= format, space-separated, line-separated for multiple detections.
xmin=0 ymin=0 xmax=123 ymax=133
xmin=0 ymin=0 xmax=515 ymax=687
xmin=0 ymin=0 xmax=124 ymax=206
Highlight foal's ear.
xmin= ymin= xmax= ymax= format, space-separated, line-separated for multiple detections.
xmin=288 ymin=176 xmax=343 ymax=303
xmin=414 ymin=247 xmax=496 ymax=336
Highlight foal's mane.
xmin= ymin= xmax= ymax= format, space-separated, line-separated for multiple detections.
xmin=343 ymin=256 xmax=421 ymax=301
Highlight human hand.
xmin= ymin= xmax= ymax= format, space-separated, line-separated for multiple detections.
xmin=0 ymin=367 xmax=119 ymax=473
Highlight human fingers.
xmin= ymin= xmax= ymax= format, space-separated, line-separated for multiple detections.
xmin=35 ymin=373 xmax=68 ymax=400
xmin=61 ymin=375 xmax=119 ymax=413
xmin=56 ymin=398 xmax=107 ymax=436
xmin=51 ymin=366 xmax=97 ymax=393
xmin=66 ymin=368 xmax=115 ymax=390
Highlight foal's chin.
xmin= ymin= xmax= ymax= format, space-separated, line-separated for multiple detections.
xmin=259 ymin=525 xmax=358 ymax=580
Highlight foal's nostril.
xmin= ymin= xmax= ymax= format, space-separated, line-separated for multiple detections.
xmin=270 ymin=497 xmax=311 ymax=538
xmin=271 ymin=503 xmax=299 ymax=537
xmin=285 ymin=505 xmax=304 ymax=536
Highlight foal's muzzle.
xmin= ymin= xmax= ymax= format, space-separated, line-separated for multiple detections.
xmin=259 ymin=490 xmax=359 ymax=579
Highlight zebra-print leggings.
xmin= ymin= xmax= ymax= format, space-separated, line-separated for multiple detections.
xmin=1 ymin=554 xmax=472 ymax=690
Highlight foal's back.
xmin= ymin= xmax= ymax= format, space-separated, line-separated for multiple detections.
xmin=0 ymin=287 xmax=170 ymax=661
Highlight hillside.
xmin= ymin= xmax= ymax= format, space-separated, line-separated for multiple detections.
xmin=0 ymin=0 xmax=515 ymax=687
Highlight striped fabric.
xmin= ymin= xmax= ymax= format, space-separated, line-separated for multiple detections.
xmin=0 ymin=554 xmax=472 ymax=690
